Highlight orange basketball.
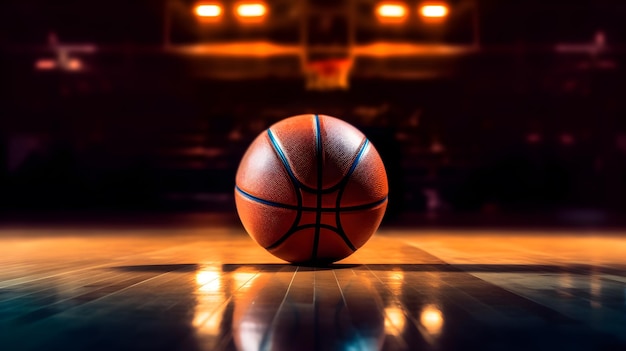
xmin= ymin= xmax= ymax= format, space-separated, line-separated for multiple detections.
xmin=234 ymin=114 xmax=388 ymax=264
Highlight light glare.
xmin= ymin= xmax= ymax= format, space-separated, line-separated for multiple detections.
xmin=384 ymin=306 xmax=406 ymax=335
xmin=66 ymin=58 xmax=82 ymax=71
xmin=35 ymin=59 xmax=56 ymax=70
xmin=195 ymin=4 xmax=222 ymax=17
xmin=420 ymin=4 xmax=448 ymax=18
xmin=377 ymin=4 xmax=407 ymax=18
xmin=420 ymin=304 xmax=444 ymax=335
xmin=236 ymin=3 xmax=267 ymax=17
xmin=196 ymin=269 xmax=221 ymax=292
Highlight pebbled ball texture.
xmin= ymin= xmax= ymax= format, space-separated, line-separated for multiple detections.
xmin=234 ymin=114 xmax=388 ymax=264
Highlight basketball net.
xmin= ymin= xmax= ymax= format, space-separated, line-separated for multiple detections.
xmin=304 ymin=58 xmax=352 ymax=91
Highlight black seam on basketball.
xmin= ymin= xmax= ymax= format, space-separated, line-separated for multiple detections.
xmin=267 ymin=128 xmax=317 ymax=193
xmin=259 ymin=118 xmax=387 ymax=260
xmin=312 ymin=114 xmax=323 ymax=262
xmin=266 ymin=129 xmax=304 ymax=247
xmin=265 ymin=224 xmax=344 ymax=250
xmin=340 ymin=196 xmax=388 ymax=211
xmin=236 ymin=186 xmax=387 ymax=212
xmin=321 ymin=138 xmax=370 ymax=193
xmin=235 ymin=185 xmax=299 ymax=210
xmin=313 ymin=224 xmax=356 ymax=251
xmin=332 ymin=138 xmax=371 ymax=252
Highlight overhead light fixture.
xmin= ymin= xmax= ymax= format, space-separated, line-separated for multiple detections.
xmin=194 ymin=3 xmax=222 ymax=18
xmin=419 ymin=3 xmax=449 ymax=18
xmin=236 ymin=3 xmax=267 ymax=18
xmin=377 ymin=3 xmax=408 ymax=19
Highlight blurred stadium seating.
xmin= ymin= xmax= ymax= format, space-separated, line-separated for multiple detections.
xmin=1 ymin=0 xmax=626 ymax=219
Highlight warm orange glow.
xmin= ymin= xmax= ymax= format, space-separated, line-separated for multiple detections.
xmin=401 ymin=232 xmax=626 ymax=265
xmin=66 ymin=58 xmax=82 ymax=71
xmin=233 ymin=272 xmax=257 ymax=288
xmin=194 ymin=266 xmax=228 ymax=346
xmin=419 ymin=4 xmax=449 ymax=18
xmin=420 ymin=304 xmax=444 ymax=335
xmin=353 ymin=42 xmax=475 ymax=58
xmin=384 ymin=306 xmax=406 ymax=335
xmin=196 ymin=269 xmax=221 ymax=292
xmin=305 ymin=58 xmax=352 ymax=90
xmin=35 ymin=58 xmax=56 ymax=70
xmin=236 ymin=3 xmax=267 ymax=18
xmin=194 ymin=3 xmax=222 ymax=17
xmin=376 ymin=3 xmax=407 ymax=20
xmin=173 ymin=41 xmax=300 ymax=57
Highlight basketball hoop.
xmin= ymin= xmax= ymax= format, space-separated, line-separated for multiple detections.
xmin=304 ymin=58 xmax=352 ymax=91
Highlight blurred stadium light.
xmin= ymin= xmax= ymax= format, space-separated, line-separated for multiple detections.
xmin=419 ymin=3 xmax=449 ymax=18
xmin=34 ymin=58 xmax=57 ymax=70
xmin=18 ymin=0 xmax=480 ymax=89
xmin=235 ymin=3 xmax=267 ymax=18
xmin=178 ymin=0 xmax=478 ymax=89
xmin=376 ymin=3 xmax=408 ymax=22
xmin=3 ymin=0 xmax=626 ymax=213
xmin=33 ymin=33 xmax=94 ymax=72
xmin=194 ymin=3 xmax=223 ymax=18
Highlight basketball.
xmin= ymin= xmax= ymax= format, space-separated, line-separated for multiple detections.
xmin=234 ymin=114 xmax=388 ymax=264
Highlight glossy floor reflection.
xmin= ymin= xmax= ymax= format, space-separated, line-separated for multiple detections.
xmin=1 ymin=222 xmax=625 ymax=350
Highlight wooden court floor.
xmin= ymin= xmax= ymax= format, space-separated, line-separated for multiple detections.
xmin=1 ymin=218 xmax=626 ymax=351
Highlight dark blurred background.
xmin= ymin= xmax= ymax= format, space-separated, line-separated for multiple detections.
xmin=1 ymin=0 xmax=626 ymax=224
